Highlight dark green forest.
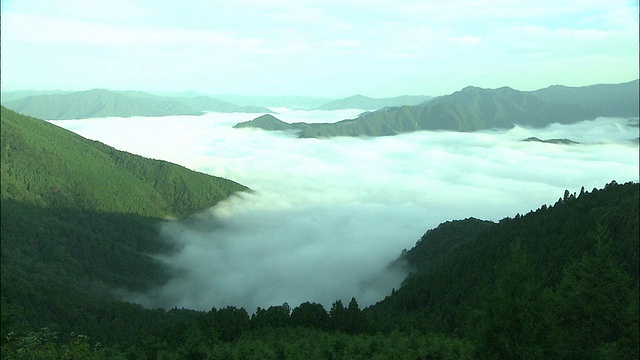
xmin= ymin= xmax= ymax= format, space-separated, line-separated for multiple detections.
xmin=1 ymin=106 xmax=638 ymax=359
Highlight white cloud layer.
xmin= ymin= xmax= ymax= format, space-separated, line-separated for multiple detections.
xmin=51 ymin=111 xmax=639 ymax=311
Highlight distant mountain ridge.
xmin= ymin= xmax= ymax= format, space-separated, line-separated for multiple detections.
xmin=2 ymin=89 xmax=274 ymax=120
xmin=315 ymin=94 xmax=432 ymax=110
xmin=529 ymin=80 xmax=639 ymax=117
xmin=212 ymin=94 xmax=334 ymax=109
xmin=234 ymin=80 xmax=638 ymax=138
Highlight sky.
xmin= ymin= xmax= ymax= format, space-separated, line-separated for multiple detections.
xmin=50 ymin=111 xmax=640 ymax=311
xmin=2 ymin=0 xmax=638 ymax=97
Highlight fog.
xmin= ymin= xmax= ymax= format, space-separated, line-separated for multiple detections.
xmin=51 ymin=111 xmax=639 ymax=312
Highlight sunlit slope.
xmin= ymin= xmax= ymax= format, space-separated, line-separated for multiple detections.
xmin=1 ymin=106 xmax=247 ymax=216
xmin=1 ymin=105 xmax=248 ymax=318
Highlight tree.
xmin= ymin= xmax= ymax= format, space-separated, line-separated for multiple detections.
xmin=291 ymin=302 xmax=330 ymax=330
xmin=474 ymin=239 xmax=560 ymax=359
xmin=329 ymin=300 xmax=347 ymax=332
xmin=556 ymin=224 xmax=637 ymax=359
xmin=251 ymin=303 xmax=291 ymax=329
xmin=215 ymin=306 xmax=249 ymax=342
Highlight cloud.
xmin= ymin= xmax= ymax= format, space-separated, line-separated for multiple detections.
xmin=2 ymin=13 xmax=248 ymax=48
xmin=3 ymin=0 xmax=637 ymax=96
xmin=52 ymin=111 xmax=638 ymax=313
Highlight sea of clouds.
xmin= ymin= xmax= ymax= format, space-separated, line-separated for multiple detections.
xmin=51 ymin=110 xmax=639 ymax=312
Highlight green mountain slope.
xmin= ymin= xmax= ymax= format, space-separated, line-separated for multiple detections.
xmin=1 ymin=106 xmax=247 ymax=342
xmin=370 ymin=181 xmax=639 ymax=342
xmin=2 ymin=89 xmax=273 ymax=120
xmin=315 ymin=94 xmax=432 ymax=110
xmin=298 ymin=86 xmax=597 ymax=137
xmin=1 ymin=106 xmax=247 ymax=215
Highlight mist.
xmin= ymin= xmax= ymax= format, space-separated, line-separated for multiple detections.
xmin=51 ymin=111 xmax=639 ymax=312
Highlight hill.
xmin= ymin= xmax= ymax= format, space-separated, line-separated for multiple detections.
xmin=233 ymin=114 xmax=317 ymax=132
xmin=1 ymin=89 xmax=273 ymax=120
xmin=0 ymin=90 xmax=71 ymax=102
xmin=298 ymin=86 xmax=598 ymax=137
xmin=529 ymin=79 xmax=639 ymax=117
xmin=369 ymin=181 xmax=638 ymax=357
xmin=315 ymin=94 xmax=432 ymax=110
xmin=212 ymin=94 xmax=334 ymax=109
xmin=233 ymin=81 xmax=637 ymax=138
xmin=523 ymin=137 xmax=580 ymax=145
xmin=0 ymin=106 xmax=248 ymax=344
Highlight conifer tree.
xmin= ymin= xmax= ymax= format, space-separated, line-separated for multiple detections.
xmin=556 ymin=224 xmax=637 ymax=359
xmin=474 ymin=239 xmax=560 ymax=359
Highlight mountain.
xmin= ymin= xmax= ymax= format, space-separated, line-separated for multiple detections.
xmin=234 ymin=81 xmax=638 ymax=138
xmin=0 ymin=90 xmax=72 ymax=102
xmin=234 ymin=114 xmax=307 ymax=131
xmin=176 ymin=96 xmax=272 ymax=114
xmin=2 ymin=89 xmax=273 ymax=120
xmin=315 ymin=94 xmax=432 ymax=110
xmin=212 ymin=94 xmax=335 ymax=109
xmin=362 ymin=181 xmax=639 ymax=359
xmin=370 ymin=182 xmax=639 ymax=343
xmin=529 ymin=79 xmax=639 ymax=117
xmin=298 ymin=86 xmax=597 ymax=137
xmin=523 ymin=137 xmax=580 ymax=145
xmin=0 ymin=106 xmax=248 ymax=343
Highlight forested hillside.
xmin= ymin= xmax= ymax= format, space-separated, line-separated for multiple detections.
xmin=0 ymin=106 xmax=248 ymax=349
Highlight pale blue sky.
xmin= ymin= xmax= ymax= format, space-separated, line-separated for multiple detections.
xmin=1 ymin=0 xmax=638 ymax=97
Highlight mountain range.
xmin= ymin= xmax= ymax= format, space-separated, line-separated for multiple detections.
xmin=1 ymin=89 xmax=274 ymax=120
xmin=235 ymin=80 xmax=639 ymax=137
xmin=314 ymin=94 xmax=432 ymax=110
xmin=1 ymin=81 xmax=638 ymax=358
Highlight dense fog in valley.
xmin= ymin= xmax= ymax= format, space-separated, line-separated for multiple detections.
xmin=51 ymin=111 xmax=639 ymax=312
